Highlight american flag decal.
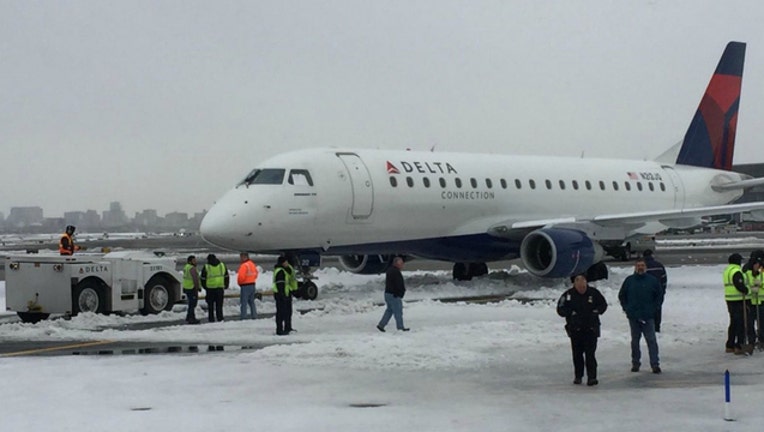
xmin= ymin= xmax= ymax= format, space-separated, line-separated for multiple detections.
xmin=386 ymin=161 xmax=400 ymax=174
xmin=627 ymin=172 xmax=638 ymax=180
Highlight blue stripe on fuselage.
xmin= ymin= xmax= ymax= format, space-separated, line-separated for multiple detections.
xmin=291 ymin=234 xmax=520 ymax=262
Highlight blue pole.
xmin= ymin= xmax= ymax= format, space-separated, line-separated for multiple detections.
xmin=724 ymin=370 xmax=733 ymax=421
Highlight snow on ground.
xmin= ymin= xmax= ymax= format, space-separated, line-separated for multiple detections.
xmin=1 ymin=264 xmax=763 ymax=432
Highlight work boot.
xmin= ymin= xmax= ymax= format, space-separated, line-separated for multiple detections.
xmin=734 ymin=347 xmax=745 ymax=355
xmin=573 ymin=377 xmax=582 ymax=385
xmin=630 ymin=365 xmax=639 ymax=372
xmin=725 ymin=347 xmax=735 ymax=353
xmin=376 ymin=325 xmax=385 ymax=333
xmin=587 ymin=379 xmax=598 ymax=386
xmin=652 ymin=366 xmax=662 ymax=374
xmin=743 ymin=344 xmax=755 ymax=355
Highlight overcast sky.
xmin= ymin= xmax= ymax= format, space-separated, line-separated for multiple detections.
xmin=2 ymin=1 xmax=764 ymax=218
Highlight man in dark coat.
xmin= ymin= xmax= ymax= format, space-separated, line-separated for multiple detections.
xmin=643 ymin=249 xmax=668 ymax=332
xmin=619 ymin=258 xmax=663 ymax=374
xmin=377 ymin=257 xmax=409 ymax=332
xmin=557 ymin=273 xmax=608 ymax=386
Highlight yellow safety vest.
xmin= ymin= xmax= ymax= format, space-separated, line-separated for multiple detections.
xmin=724 ymin=264 xmax=744 ymax=301
xmin=204 ymin=263 xmax=226 ymax=289
xmin=746 ymin=269 xmax=763 ymax=306
xmin=183 ymin=263 xmax=196 ymax=290
xmin=272 ymin=266 xmax=298 ymax=295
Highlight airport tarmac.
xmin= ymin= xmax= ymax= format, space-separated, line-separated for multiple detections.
xmin=2 ymin=232 xmax=764 ymax=357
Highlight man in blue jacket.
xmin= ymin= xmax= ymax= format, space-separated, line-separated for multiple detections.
xmin=619 ymin=258 xmax=663 ymax=374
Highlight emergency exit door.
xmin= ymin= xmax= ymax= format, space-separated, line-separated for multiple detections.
xmin=337 ymin=153 xmax=374 ymax=219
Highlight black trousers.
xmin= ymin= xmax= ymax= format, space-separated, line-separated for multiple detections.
xmin=275 ymin=294 xmax=293 ymax=334
xmin=206 ymin=289 xmax=225 ymax=322
xmin=726 ymin=301 xmax=746 ymax=348
xmin=569 ymin=331 xmax=598 ymax=380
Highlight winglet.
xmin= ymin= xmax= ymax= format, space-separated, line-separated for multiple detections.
xmin=676 ymin=41 xmax=746 ymax=171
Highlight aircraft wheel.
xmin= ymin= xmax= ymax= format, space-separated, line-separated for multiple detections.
xmin=302 ymin=281 xmax=318 ymax=300
xmin=453 ymin=263 xmax=472 ymax=281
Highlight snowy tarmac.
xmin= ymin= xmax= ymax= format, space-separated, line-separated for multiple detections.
xmin=1 ymin=262 xmax=764 ymax=431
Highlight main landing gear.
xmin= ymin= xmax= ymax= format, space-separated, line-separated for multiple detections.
xmin=452 ymin=262 xmax=489 ymax=281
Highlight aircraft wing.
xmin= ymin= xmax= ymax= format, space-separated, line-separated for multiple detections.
xmin=487 ymin=201 xmax=764 ymax=236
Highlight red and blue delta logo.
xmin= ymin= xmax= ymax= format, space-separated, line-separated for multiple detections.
xmin=386 ymin=161 xmax=400 ymax=174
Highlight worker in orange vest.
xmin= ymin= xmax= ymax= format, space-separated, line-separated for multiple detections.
xmin=59 ymin=225 xmax=81 ymax=256
xmin=237 ymin=252 xmax=259 ymax=319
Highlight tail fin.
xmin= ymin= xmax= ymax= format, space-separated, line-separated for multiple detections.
xmin=676 ymin=41 xmax=746 ymax=171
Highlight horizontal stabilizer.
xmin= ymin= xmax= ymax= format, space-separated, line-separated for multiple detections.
xmin=711 ymin=177 xmax=764 ymax=191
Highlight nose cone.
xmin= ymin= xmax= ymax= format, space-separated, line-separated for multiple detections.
xmin=200 ymin=197 xmax=238 ymax=250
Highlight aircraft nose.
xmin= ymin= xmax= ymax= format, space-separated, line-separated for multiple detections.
xmin=200 ymin=201 xmax=238 ymax=249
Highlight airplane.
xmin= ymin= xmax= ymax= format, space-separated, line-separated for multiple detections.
xmin=200 ymin=41 xmax=764 ymax=299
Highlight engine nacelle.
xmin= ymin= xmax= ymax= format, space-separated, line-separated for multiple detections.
xmin=520 ymin=228 xmax=604 ymax=278
xmin=339 ymin=254 xmax=392 ymax=274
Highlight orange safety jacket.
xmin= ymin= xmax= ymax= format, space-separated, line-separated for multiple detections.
xmin=59 ymin=233 xmax=79 ymax=255
xmin=237 ymin=260 xmax=259 ymax=285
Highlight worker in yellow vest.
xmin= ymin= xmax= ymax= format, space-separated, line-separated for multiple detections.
xmin=272 ymin=256 xmax=298 ymax=335
xmin=201 ymin=254 xmax=229 ymax=323
xmin=182 ymin=255 xmax=201 ymax=324
xmin=747 ymin=258 xmax=764 ymax=350
xmin=724 ymin=253 xmax=751 ymax=355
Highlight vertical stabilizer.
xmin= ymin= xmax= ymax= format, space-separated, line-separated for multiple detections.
xmin=676 ymin=41 xmax=745 ymax=171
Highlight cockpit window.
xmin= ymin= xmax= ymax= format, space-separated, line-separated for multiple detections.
xmin=288 ymin=170 xmax=314 ymax=186
xmin=238 ymin=168 xmax=286 ymax=187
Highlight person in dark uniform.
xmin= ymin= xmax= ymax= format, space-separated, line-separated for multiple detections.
xmin=272 ymin=256 xmax=296 ymax=335
xmin=377 ymin=257 xmax=409 ymax=332
xmin=200 ymin=254 xmax=229 ymax=323
xmin=557 ymin=273 xmax=608 ymax=386
xmin=643 ymin=249 xmax=667 ymax=332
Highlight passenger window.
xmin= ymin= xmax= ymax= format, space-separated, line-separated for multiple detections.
xmin=529 ymin=179 xmax=536 ymax=189
xmin=439 ymin=177 xmax=446 ymax=188
xmin=637 ymin=182 xmax=643 ymax=191
xmin=625 ymin=182 xmax=631 ymax=191
xmin=423 ymin=177 xmax=431 ymax=188
xmin=585 ymin=180 xmax=592 ymax=190
xmin=660 ymin=182 xmax=666 ymax=192
xmin=406 ymin=177 xmax=414 ymax=187
xmin=470 ymin=178 xmax=478 ymax=188
xmin=501 ymin=179 xmax=508 ymax=189
xmin=514 ymin=179 xmax=521 ymax=189
xmin=648 ymin=182 xmax=654 ymax=191
xmin=572 ymin=180 xmax=579 ymax=190
xmin=390 ymin=177 xmax=398 ymax=187
xmin=612 ymin=181 xmax=619 ymax=191
xmin=455 ymin=178 xmax=463 ymax=188
xmin=599 ymin=180 xmax=605 ymax=191
xmin=559 ymin=180 xmax=565 ymax=190
xmin=238 ymin=168 xmax=285 ymax=186
xmin=486 ymin=179 xmax=493 ymax=189
xmin=288 ymin=169 xmax=314 ymax=186
xmin=545 ymin=179 xmax=552 ymax=190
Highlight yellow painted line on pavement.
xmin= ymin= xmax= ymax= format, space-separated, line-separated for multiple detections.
xmin=1 ymin=340 xmax=114 ymax=357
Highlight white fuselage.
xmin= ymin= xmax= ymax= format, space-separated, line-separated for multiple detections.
xmin=200 ymin=148 xmax=743 ymax=260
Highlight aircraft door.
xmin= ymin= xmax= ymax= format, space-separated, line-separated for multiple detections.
xmin=337 ymin=153 xmax=374 ymax=219
xmin=662 ymin=166 xmax=685 ymax=209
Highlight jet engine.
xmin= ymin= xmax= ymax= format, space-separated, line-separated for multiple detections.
xmin=520 ymin=228 xmax=604 ymax=278
xmin=339 ymin=254 xmax=393 ymax=274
